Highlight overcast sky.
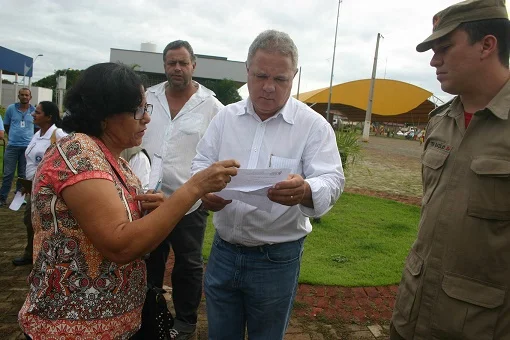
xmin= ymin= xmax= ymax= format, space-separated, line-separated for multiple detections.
xmin=2 ymin=0 xmax=473 ymax=103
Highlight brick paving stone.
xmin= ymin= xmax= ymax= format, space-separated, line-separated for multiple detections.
xmin=325 ymin=286 xmax=340 ymax=297
xmin=315 ymin=286 xmax=327 ymax=297
xmin=311 ymin=307 xmax=324 ymax=317
xmin=380 ymin=309 xmax=394 ymax=320
xmin=346 ymin=330 xmax=377 ymax=339
xmin=389 ymin=285 xmax=399 ymax=294
xmin=337 ymin=308 xmax=353 ymax=320
xmin=346 ymin=324 xmax=368 ymax=332
xmin=323 ymin=307 xmax=338 ymax=320
xmin=375 ymin=286 xmax=393 ymax=297
xmin=342 ymin=298 xmax=360 ymax=309
xmin=352 ymin=287 xmax=368 ymax=298
xmin=372 ymin=297 xmax=384 ymax=307
xmin=303 ymin=295 xmax=315 ymax=306
xmin=352 ymin=309 xmax=368 ymax=323
xmin=364 ymin=287 xmax=380 ymax=298
xmin=316 ymin=297 xmax=329 ymax=309
xmin=357 ymin=298 xmax=373 ymax=311
xmin=298 ymin=283 xmax=315 ymax=295
xmin=368 ymin=324 xmax=384 ymax=337
xmin=338 ymin=287 xmax=354 ymax=299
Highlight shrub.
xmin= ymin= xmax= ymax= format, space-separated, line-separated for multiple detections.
xmin=335 ymin=129 xmax=361 ymax=171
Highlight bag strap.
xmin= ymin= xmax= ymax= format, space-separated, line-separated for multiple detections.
xmin=50 ymin=129 xmax=57 ymax=145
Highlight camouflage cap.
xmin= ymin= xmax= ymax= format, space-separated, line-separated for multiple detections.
xmin=416 ymin=0 xmax=509 ymax=52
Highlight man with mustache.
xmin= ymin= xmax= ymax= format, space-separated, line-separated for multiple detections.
xmin=0 ymin=88 xmax=35 ymax=207
xmin=141 ymin=40 xmax=223 ymax=339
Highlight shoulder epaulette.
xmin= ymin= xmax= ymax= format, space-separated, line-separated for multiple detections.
xmin=429 ymin=98 xmax=455 ymax=117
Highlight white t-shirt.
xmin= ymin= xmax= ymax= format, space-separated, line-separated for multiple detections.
xmin=25 ymin=125 xmax=67 ymax=180
xmin=128 ymin=151 xmax=151 ymax=192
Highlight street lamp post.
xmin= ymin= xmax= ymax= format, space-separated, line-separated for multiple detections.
xmin=326 ymin=0 xmax=342 ymax=125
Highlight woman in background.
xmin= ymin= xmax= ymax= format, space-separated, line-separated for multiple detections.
xmin=12 ymin=101 xmax=66 ymax=266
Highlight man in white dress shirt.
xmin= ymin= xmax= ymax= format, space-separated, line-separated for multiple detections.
xmin=141 ymin=40 xmax=224 ymax=339
xmin=191 ymin=30 xmax=344 ymax=340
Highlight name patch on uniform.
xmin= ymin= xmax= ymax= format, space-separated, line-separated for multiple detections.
xmin=429 ymin=140 xmax=452 ymax=152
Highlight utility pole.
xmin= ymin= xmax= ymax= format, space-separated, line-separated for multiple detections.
xmin=326 ymin=0 xmax=342 ymax=125
xmin=23 ymin=54 xmax=43 ymax=88
xmin=362 ymin=33 xmax=383 ymax=142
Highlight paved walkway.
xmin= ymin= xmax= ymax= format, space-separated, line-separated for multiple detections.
xmin=0 ymin=197 xmax=394 ymax=339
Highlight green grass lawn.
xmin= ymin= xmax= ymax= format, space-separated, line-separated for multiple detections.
xmin=203 ymin=192 xmax=420 ymax=287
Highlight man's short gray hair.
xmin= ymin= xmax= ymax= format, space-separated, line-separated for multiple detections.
xmin=246 ymin=30 xmax=298 ymax=70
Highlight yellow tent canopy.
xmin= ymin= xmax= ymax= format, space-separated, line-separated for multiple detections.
xmin=296 ymin=79 xmax=436 ymax=124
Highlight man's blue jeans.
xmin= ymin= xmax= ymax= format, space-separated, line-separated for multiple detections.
xmin=0 ymin=145 xmax=27 ymax=201
xmin=205 ymin=233 xmax=305 ymax=340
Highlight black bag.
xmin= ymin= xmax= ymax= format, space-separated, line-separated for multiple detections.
xmin=133 ymin=284 xmax=175 ymax=339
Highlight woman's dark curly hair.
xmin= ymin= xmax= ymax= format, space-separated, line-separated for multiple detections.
xmin=62 ymin=62 xmax=143 ymax=137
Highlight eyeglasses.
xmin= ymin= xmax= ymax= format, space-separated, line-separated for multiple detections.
xmin=134 ymin=103 xmax=153 ymax=120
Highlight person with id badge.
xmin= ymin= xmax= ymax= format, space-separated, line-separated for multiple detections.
xmin=0 ymin=88 xmax=35 ymax=207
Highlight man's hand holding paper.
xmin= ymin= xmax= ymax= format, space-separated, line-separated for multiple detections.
xmin=267 ymin=173 xmax=312 ymax=207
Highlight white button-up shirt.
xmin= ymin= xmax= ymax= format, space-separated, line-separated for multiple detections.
xmin=25 ymin=124 xmax=67 ymax=180
xmin=142 ymin=81 xmax=224 ymax=214
xmin=191 ymin=97 xmax=344 ymax=246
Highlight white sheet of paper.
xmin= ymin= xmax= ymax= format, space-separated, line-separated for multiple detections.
xmin=9 ymin=191 xmax=26 ymax=211
xmin=148 ymin=153 xmax=163 ymax=190
xmin=215 ymin=168 xmax=290 ymax=212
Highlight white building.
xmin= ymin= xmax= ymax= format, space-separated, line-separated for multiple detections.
xmin=1 ymin=84 xmax=52 ymax=108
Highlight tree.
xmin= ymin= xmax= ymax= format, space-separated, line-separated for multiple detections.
xmin=201 ymin=79 xmax=242 ymax=105
xmin=2 ymin=79 xmax=12 ymax=84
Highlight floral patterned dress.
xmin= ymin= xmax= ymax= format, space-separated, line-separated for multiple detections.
xmin=19 ymin=133 xmax=146 ymax=339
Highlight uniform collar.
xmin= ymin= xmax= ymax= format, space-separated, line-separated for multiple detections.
xmin=445 ymin=79 xmax=510 ymax=120
xmin=485 ymin=78 xmax=510 ymax=120
xmin=15 ymin=103 xmax=34 ymax=112
xmin=38 ymin=124 xmax=57 ymax=139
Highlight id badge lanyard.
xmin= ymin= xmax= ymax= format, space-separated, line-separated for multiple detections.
xmin=20 ymin=111 xmax=27 ymax=128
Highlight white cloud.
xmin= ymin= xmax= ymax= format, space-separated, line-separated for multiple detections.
xmin=1 ymin=0 xmax=462 ymax=104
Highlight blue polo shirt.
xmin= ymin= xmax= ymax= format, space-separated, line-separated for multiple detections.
xmin=4 ymin=103 xmax=35 ymax=146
